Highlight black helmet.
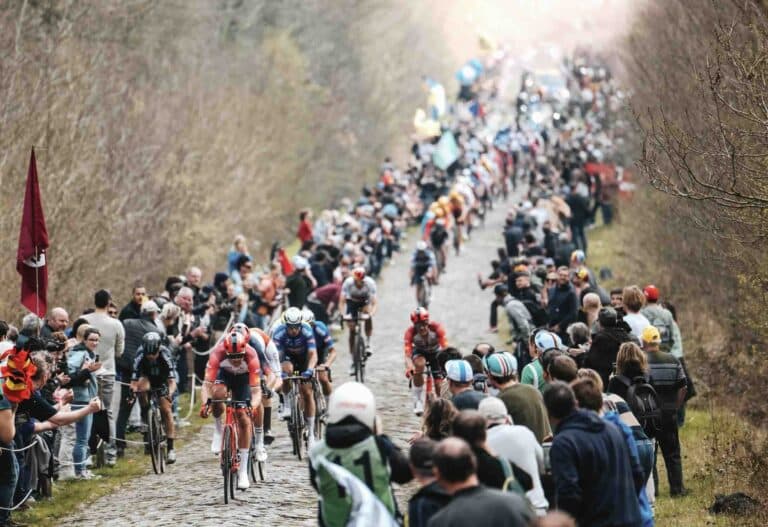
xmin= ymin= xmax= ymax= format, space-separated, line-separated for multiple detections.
xmin=142 ymin=332 xmax=162 ymax=354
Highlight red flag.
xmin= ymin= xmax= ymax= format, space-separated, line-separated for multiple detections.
xmin=17 ymin=148 xmax=49 ymax=317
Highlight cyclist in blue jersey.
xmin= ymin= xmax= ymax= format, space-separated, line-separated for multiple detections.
xmin=273 ymin=307 xmax=318 ymax=444
xmin=302 ymin=308 xmax=336 ymax=407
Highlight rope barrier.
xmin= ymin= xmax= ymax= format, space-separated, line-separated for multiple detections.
xmin=0 ymin=487 xmax=34 ymax=511
xmin=0 ymin=436 xmax=40 ymax=453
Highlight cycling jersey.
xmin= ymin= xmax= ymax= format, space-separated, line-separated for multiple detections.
xmin=249 ymin=327 xmax=281 ymax=375
xmin=403 ymin=321 xmax=448 ymax=359
xmin=204 ymin=342 xmax=262 ymax=387
xmin=411 ymin=249 xmax=436 ymax=277
xmin=131 ymin=345 xmax=176 ymax=385
xmin=341 ymin=276 xmax=377 ymax=303
xmin=272 ymin=322 xmax=317 ymax=361
xmin=312 ymin=321 xmax=334 ymax=363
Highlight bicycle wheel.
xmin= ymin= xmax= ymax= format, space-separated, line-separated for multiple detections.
xmin=149 ymin=408 xmax=160 ymax=475
xmin=355 ymin=336 xmax=366 ymax=384
xmin=314 ymin=381 xmax=325 ymax=440
xmin=290 ymin=392 xmax=303 ymax=460
xmin=222 ymin=426 xmax=232 ymax=504
xmin=154 ymin=410 xmax=166 ymax=474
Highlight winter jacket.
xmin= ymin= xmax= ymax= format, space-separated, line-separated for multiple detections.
xmin=66 ymin=343 xmax=98 ymax=404
xmin=408 ymin=481 xmax=451 ymax=527
xmin=550 ymin=409 xmax=643 ymax=527
xmin=547 ymin=284 xmax=579 ymax=331
xmin=501 ymin=295 xmax=532 ymax=342
xmin=584 ymin=326 xmax=633 ymax=389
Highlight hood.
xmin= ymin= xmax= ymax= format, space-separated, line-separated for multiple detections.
xmin=326 ymin=420 xmax=372 ymax=449
xmin=596 ymin=326 xmax=629 ymax=342
xmin=556 ymin=409 xmax=606 ymax=434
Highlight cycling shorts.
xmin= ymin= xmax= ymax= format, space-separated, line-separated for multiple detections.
xmin=411 ymin=349 xmax=444 ymax=379
xmin=215 ymin=370 xmax=252 ymax=404
xmin=345 ymin=300 xmax=369 ymax=319
xmin=281 ymin=353 xmax=309 ymax=374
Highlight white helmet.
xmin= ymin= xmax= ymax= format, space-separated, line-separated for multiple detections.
xmin=284 ymin=307 xmax=303 ymax=327
xmin=327 ymin=382 xmax=376 ymax=431
xmin=301 ymin=308 xmax=315 ymax=325
xmin=416 ymin=240 xmax=428 ymax=251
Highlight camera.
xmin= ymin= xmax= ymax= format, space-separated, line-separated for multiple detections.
xmin=472 ymin=373 xmax=488 ymax=393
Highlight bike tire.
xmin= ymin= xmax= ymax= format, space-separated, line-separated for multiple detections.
xmin=258 ymin=461 xmax=266 ymax=481
xmin=149 ymin=409 xmax=160 ymax=475
xmin=291 ymin=393 xmax=303 ymax=461
xmin=155 ymin=410 xmax=166 ymax=474
xmin=248 ymin=434 xmax=258 ymax=484
xmin=222 ymin=426 xmax=232 ymax=504
xmin=314 ymin=381 xmax=325 ymax=440
xmin=354 ymin=336 xmax=365 ymax=383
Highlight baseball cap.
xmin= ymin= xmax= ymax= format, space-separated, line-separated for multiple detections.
xmin=534 ymin=331 xmax=559 ymax=352
xmin=409 ymin=437 xmax=437 ymax=471
xmin=483 ymin=352 xmax=518 ymax=378
xmin=641 ymin=325 xmax=661 ymax=344
xmin=576 ymin=267 xmax=589 ymax=281
xmin=570 ymin=250 xmax=586 ymax=263
xmin=478 ymin=397 xmax=509 ymax=424
xmin=141 ymin=300 xmax=160 ymax=314
xmin=445 ymin=360 xmax=473 ymax=383
xmin=643 ymin=285 xmax=660 ymax=302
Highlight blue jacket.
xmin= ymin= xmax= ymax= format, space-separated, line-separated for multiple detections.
xmin=67 ymin=343 xmax=98 ymax=404
xmin=550 ymin=409 xmax=643 ymax=527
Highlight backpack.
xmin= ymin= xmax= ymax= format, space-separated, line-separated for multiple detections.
xmin=618 ymin=375 xmax=662 ymax=439
xmin=645 ymin=309 xmax=674 ymax=352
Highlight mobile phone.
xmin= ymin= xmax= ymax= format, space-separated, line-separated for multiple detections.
xmin=95 ymin=354 xmax=100 ymax=362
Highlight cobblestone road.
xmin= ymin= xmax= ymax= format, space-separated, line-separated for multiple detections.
xmin=65 ymin=191 xmax=514 ymax=526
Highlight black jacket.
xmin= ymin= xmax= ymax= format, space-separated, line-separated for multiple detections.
xmin=584 ymin=326 xmax=633 ymax=389
xmin=408 ymin=481 xmax=451 ymax=527
xmin=547 ymin=283 xmax=579 ymax=330
xmin=426 ymin=485 xmax=532 ymax=527
xmin=120 ymin=316 xmax=159 ymax=374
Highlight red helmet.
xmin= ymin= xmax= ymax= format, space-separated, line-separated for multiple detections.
xmin=410 ymin=307 xmax=429 ymax=325
xmin=643 ymin=285 xmax=660 ymax=302
xmin=223 ymin=332 xmax=247 ymax=356
xmin=352 ymin=266 xmax=366 ymax=281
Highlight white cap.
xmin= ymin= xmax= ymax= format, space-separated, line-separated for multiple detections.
xmin=478 ymin=397 xmax=509 ymax=424
xmin=327 ymin=382 xmax=376 ymax=431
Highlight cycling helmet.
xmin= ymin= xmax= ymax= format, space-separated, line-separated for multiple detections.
xmin=284 ymin=307 xmax=303 ymax=327
xmin=410 ymin=307 xmax=429 ymax=324
xmin=352 ymin=266 xmax=366 ymax=281
xmin=449 ymin=190 xmax=461 ymax=201
xmin=643 ymin=285 xmax=659 ymax=302
xmin=223 ymin=332 xmax=247 ymax=355
xmin=232 ymin=322 xmax=250 ymax=339
xmin=327 ymin=381 xmax=376 ymax=431
xmin=416 ymin=240 xmax=428 ymax=251
xmin=301 ymin=308 xmax=315 ymax=325
xmin=437 ymin=196 xmax=450 ymax=208
xmin=142 ymin=332 xmax=162 ymax=354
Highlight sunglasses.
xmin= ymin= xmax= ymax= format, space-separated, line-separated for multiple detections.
xmin=227 ymin=353 xmax=245 ymax=360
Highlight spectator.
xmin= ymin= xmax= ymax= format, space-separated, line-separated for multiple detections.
xmin=521 ymin=331 xmax=559 ymax=393
xmin=547 ymin=354 xmax=578 ymax=383
xmin=185 ymin=266 xmax=203 ymax=299
xmin=483 ymin=352 xmax=551 ymax=442
xmin=493 ymin=284 xmax=532 ymax=368
xmin=119 ymin=282 xmax=147 ymax=322
xmin=544 ymin=381 xmax=643 ymax=527
xmin=577 ymin=292 xmax=601 ymax=331
xmin=621 ymin=286 xmax=650 ymax=343
xmin=641 ymin=285 xmax=682 ymax=357
xmin=451 ymin=411 xmax=512 ymax=490
xmin=445 ymin=360 xmax=485 ymax=410
xmin=536 ymin=511 xmax=576 ymax=527
xmin=421 ymin=398 xmax=458 ymax=441
xmin=227 ymin=234 xmax=250 ymax=275
xmin=174 ymin=286 xmax=209 ymax=393
xmin=426 ymin=437 xmax=532 ymax=527
xmin=0 ymin=383 xmax=16 ymax=527
xmin=609 ymin=287 xmax=625 ymax=316
xmin=547 ymin=267 xmax=579 ymax=340
xmin=585 ymin=307 xmax=632 ymax=389
xmin=564 ymin=322 xmax=590 ymax=364
xmin=40 ymin=307 xmax=69 ymax=339
xmin=286 ymin=256 xmax=315 ymax=308
xmin=565 ymin=183 xmax=590 ymax=253
xmin=479 ymin=396 xmax=549 ymax=515
xmin=298 ymin=209 xmax=314 ymax=244
xmin=231 ymin=254 xmax=254 ymax=296
xmin=66 ymin=327 xmax=102 ymax=479
xmin=0 ymin=321 xmax=13 ymax=356
xmin=407 ymin=438 xmax=450 ymax=527
xmin=306 ymin=280 xmax=341 ymax=327
xmin=641 ymin=326 xmax=687 ymax=497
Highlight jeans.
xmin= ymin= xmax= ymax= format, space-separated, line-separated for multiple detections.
xmin=97 ymin=374 xmax=117 ymax=462
xmin=0 ymin=442 xmax=19 ymax=524
xmin=71 ymin=403 xmax=93 ymax=475
xmin=571 ymin=223 xmax=588 ymax=254
xmin=636 ymin=438 xmax=655 ymax=482
xmin=653 ymin=414 xmax=684 ymax=494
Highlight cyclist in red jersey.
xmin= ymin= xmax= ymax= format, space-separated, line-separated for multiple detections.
xmin=199 ymin=330 xmax=264 ymax=490
xmin=403 ymin=307 xmax=448 ymax=416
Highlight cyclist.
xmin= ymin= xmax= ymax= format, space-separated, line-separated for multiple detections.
xmin=403 ymin=307 xmax=448 ymax=416
xmin=302 ymin=308 xmax=336 ymax=407
xmin=411 ymin=241 xmax=437 ymax=299
xmin=338 ymin=266 xmax=378 ymax=365
xmin=429 ymin=217 xmax=449 ymax=275
xmin=231 ymin=322 xmax=280 ymax=456
xmin=130 ymin=332 xmax=178 ymax=464
xmin=448 ymin=189 xmax=467 ymax=253
xmin=309 ymin=382 xmax=412 ymax=527
xmin=272 ymin=307 xmax=318 ymax=446
xmin=200 ymin=330 xmax=263 ymax=490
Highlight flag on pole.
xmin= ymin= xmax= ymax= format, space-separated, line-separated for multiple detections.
xmin=312 ymin=455 xmax=398 ymax=527
xmin=17 ymin=148 xmax=49 ymax=317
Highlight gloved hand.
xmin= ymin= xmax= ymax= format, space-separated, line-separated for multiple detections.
xmin=199 ymin=403 xmax=210 ymax=418
xmin=405 ymin=369 xmax=413 ymax=379
xmin=301 ymin=368 xmax=314 ymax=379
